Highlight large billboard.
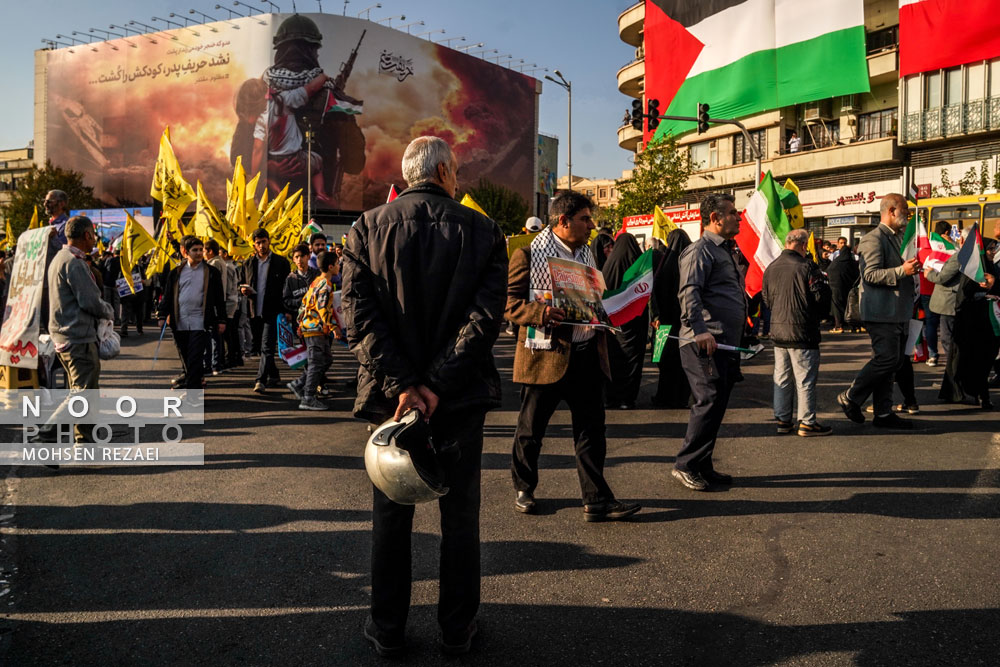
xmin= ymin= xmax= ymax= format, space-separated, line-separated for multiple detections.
xmin=41 ymin=13 xmax=539 ymax=213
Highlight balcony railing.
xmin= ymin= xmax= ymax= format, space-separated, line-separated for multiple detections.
xmin=902 ymin=98 xmax=1000 ymax=143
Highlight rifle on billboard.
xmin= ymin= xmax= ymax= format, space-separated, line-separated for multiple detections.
xmin=333 ymin=29 xmax=366 ymax=98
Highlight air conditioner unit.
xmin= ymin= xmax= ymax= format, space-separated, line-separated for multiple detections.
xmin=841 ymin=94 xmax=859 ymax=114
xmin=804 ymin=99 xmax=834 ymax=122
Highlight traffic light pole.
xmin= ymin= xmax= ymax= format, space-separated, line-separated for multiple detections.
xmin=651 ymin=115 xmax=762 ymax=188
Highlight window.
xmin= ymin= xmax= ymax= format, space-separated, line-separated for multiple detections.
xmin=610 ymin=188 xmax=617 ymax=198
xmin=991 ymin=59 xmax=1000 ymax=98
xmin=733 ymin=131 xmax=765 ymax=164
xmin=931 ymin=204 xmax=981 ymax=225
xmin=586 ymin=189 xmax=594 ymax=196
xmin=905 ymin=75 xmax=920 ymax=113
xmin=857 ymin=108 xmax=898 ymax=141
xmin=925 ymin=71 xmax=941 ymax=109
xmin=866 ymin=25 xmax=899 ymax=54
xmin=967 ymin=63 xmax=985 ymax=101
xmin=599 ymin=188 xmax=607 ymax=199
xmin=689 ymin=140 xmax=718 ymax=169
xmin=945 ymin=68 xmax=962 ymax=105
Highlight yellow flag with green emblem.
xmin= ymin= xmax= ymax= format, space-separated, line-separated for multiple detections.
xmin=150 ymin=127 xmax=196 ymax=224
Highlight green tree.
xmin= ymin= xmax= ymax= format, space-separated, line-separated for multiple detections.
xmin=980 ymin=160 xmax=990 ymax=193
xmin=615 ymin=134 xmax=694 ymax=219
xmin=935 ymin=168 xmax=955 ymax=198
xmin=462 ymin=178 xmax=530 ymax=235
xmin=593 ymin=204 xmax=622 ymax=232
xmin=1 ymin=160 xmax=102 ymax=237
xmin=958 ymin=166 xmax=978 ymax=196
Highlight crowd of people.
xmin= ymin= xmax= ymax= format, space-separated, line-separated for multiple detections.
xmin=6 ymin=137 xmax=1000 ymax=658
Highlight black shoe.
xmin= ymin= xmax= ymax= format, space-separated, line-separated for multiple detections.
xmin=253 ymin=382 xmax=266 ymax=394
xmin=797 ymin=421 xmax=833 ymax=437
xmin=671 ymin=467 xmax=708 ymax=491
xmin=776 ymin=420 xmax=794 ymax=434
xmin=441 ymin=620 xmax=478 ymax=656
xmin=514 ymin=491 xmax=536 ymax=514
xmin=702 ymin=469 xmax=733 ymax=485
xmin=837 ymin=391 xmax=865 ymax=424
xmin=265 ymin=378 xmax=283 ymax=388
xmin=872 ymin=412 xmax=914 ymax=430
xmin=364 ymin=618 xmax=405 ymax=658
xmin=583 ymin=499 xmax=641 ymax=522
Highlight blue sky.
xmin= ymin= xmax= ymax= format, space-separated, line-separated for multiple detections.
xmin=0 ymin=0 xmax=637 ymax=180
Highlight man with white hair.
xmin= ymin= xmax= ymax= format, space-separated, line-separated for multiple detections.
xmin=342 ymin=136 xmax=508 ymax=657
xmin=762 ymin=228 xmax=832 ymax=436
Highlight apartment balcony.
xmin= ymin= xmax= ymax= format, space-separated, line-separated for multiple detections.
xmin=867 ymin=48 xmax=898 ymax=86
xmin=901 ymin=98 xmax=1000 ymax=144
xmin=617 ymin=57 xmax=645 ymax=98
xmin=618 ymin=122 xmax=642 ymax=152
xmin=618 ymin=1 xmax=644 ymax=47
xmin=773 ymin=136 xmax=900 ymax=175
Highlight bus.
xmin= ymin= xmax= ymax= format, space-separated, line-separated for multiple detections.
xmin=914 ymin=193 xmax=1000 ymax=240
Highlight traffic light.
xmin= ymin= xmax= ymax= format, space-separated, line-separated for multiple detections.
xmin=631 ymin=99 xmax=643 ymax=131
xmin=697 ymin=103 xmax=710 ymax=134
xmin=646 ymin=98 xmax=660 ymax=130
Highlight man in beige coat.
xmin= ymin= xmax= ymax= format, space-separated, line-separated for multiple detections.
xmin=506 ymin=191 xmax=640 ymax=522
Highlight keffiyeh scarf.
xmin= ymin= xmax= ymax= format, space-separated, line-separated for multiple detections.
xmin=524 ymin=226 xmax=596 ymax=350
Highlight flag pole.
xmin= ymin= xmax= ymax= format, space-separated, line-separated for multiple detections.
xmin=151 ymin=320 xmax=167 ymax=370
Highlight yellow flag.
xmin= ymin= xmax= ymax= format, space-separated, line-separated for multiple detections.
xmin=807 ymin=232 xmax=819 ymax=264
xmin=227 ymin=157 xmax=250 ymax=240
xmin=270 ymin=196 xmax=303 ymax=258
xmin=27 ymin=206 xmax=40 ymax=230
xmin=97 ymin=237 xmax=106 ymax=254
xmin=259 ymin=183 xmax=288 ymax=231
xmin=121 ymin=210 xmax=156 ymax=293
xmin=145 ymin=226 xmax=178 ymax=279
xmin=245 ymin=171 xmax=261 ymax=231
xmin=192 ymin=181 xmax=227 ymax=244
xmin=2 ymin=219 xmax=13 ymax=251
xmin=652 ymin=205 xmax=679 ymax=243
xmin=783 ymin=177 xmax=805 ymax=229
xmin=460 ymin=194 xmax=488 ymax=217
xmin=150 ymin=127 xmax=196 ymax=224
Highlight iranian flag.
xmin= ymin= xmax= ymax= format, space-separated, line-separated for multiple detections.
xmin=956 ymin=223 xmax=986 ymax=283
xmin=921 ymin=231 xmax=957 ymax=272
xmin=900 ymin=212 xmax=924 ymax=261
xmin=645 ymin=0 xmax=870 ymax=141
xmin=602 ymin=250 xmax=654 ymax=326
xmin=900 ymin=0 xmax=1000 ymax=76
xmin=735 ymin=171 xmax=796 ymax=296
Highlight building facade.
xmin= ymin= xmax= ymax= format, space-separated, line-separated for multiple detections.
xmin=0 ymin=147 xmax=36 ymax=227
xmin=556 ymin=175 xmax=620 ymax=211
xmin=618 ymin=0 xmax=1000 ymax=244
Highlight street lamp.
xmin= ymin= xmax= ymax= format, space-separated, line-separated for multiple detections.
xmin=417 ymin=29 xmax=445 ymax=40
xmin=470 ymin=48 xmax=497 ymax=58
xmin=260 ymin=0 xmax=280 ymax=11
xmin=215 ymin=3 xmax=245 ymax=18
xmin=399 ymin=20 xmax=424 ymax=33
xmin=457 ymin=42 xmax=483 ymax=51
xmin=168 ymin=13 xmax=202 ymax=35
xmin=545 ymin=70 xmax=572 ymax=192
xmin=187 ymin=10 xmax=220 ymax=31
xmin=234 ymin=0 xmax=267 ymax=23
xmin=117 ymin=22 xmax=157 ymax=43
xmin=375 ymin=15 xmax=405 ymax=26
xmin=436 ymin=36 xmax=466 ymax=46
xmin=356 ymin=3 xmax=381 ymax=19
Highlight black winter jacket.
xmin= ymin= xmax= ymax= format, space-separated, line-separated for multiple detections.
xmin=243 ymin=253 xmax=291 ymax=320
xmin=341 ymin=182 xmax=509 ymax=423
xmin=156 ymin=262 xmax=227 ymax=331
xmin=761 ymin=250 xmax=831 ymax=349
xmin=283 ymin=267 xmax=320 ymax=318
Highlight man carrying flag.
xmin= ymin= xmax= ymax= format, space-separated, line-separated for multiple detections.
xmin=838 ymin=194 xmax=920 ymax=430
xmin=672 ymin=193 xmax=746 ymax=492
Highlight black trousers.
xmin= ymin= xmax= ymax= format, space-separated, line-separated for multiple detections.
xmin=225 ymin=312 xmax=242 ymax=366
xmin=371 ymin=410 xmax=486 ymax=640
xmin=847 ymin=321 xmax=906 ymax=416
xmin=676 ymin=344 xmax=740 ymax=474
xmin=511 ymin=342 xmax=614 ymax=505
xmin=250 ymin=316 xmax=280 ymax=384
xmin=173 ymin=330 xmax=209 ymax=389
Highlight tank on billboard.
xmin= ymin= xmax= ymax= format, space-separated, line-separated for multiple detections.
xmin=40 ymin=13 xmax=540 ymax=213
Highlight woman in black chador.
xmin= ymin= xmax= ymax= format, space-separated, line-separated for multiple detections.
xmin=602 ymin=233 xmax=647 ymax=409
xmin=650 ymin=228 xmax=692 ymax=408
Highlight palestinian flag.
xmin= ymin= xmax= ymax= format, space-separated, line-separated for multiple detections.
xmin=602 ymin=250 xmax=654 ymax=326
xmin=645 ymin=0 xmax=870 ymax=141
xmin=322 ymin=90 xmax=363 ymax=116
xmin=735 ymin=171 xmax=796 ymax=296
xmin=956 ymin=223 xmax=985 ymax=283
xmin=921 ymin=232 xmax=957 ymax=272
xmin=386 ymin=184 xmax=399 ymax=203
xmin=900 ymin=0 xmax=1000 ymax=76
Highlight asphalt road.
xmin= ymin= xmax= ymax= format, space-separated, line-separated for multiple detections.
xmin=1 ymin=330 xmax=998 ymax=666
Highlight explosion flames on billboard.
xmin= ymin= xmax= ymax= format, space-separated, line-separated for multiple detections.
xmin=40 ymin=13 xmax=539 ymax=213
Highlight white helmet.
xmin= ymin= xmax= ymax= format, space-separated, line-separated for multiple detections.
xmin=525 ymin=216 xmax=544 ymax=232
xmin=364 ymin=409 xmax=449 ymax=504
